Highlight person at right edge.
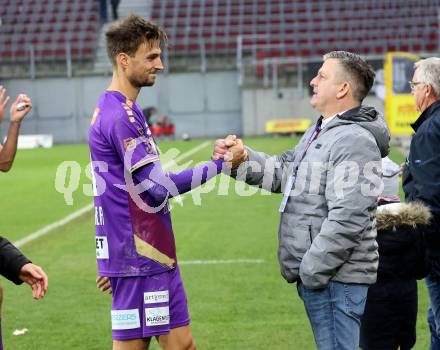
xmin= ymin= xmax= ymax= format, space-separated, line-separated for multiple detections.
xmin=360 ymin=157 xmax=431 ymax=349
xmin=402 ymin=57 xmax=440 ymax=350
xmin=213 ymin=51 xmax=390 ymax=349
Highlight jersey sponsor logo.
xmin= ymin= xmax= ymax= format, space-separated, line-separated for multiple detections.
xmin=144 ymin=290 xmax=169 ymax=304
xmin=96 ymin=236 xmax=109 ymax=259
xmin=111 ymin=309 xmax=140 ymax=330
xmin=145 ymin=306 xmax=169 ymax=326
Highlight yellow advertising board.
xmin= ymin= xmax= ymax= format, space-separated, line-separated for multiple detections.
xmin=265 ymin=119 xmax=311 ymax=134
xmin=384 ymin=52 xmax=420 ymax=135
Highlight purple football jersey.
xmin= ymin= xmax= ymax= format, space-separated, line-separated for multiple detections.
xmin=89 ymin=90 xmax=177 ymax=277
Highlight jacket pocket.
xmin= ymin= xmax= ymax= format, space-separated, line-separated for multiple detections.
xmin=279 ymin=225 xmax=312 ymax=283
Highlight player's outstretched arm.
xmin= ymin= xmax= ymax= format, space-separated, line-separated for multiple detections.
xmin=133 ymin=157 xmax=225 ymax=203
xmin=18 ymin=263 xmax=48 ymax=300
xmin=0 ymin=92 xmax=32 ymax=172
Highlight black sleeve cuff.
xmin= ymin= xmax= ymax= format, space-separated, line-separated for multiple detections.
xmin=0 ymin=236 xmax=31 ymax=285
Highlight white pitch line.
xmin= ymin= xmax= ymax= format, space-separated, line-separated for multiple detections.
xmin=14 ymin=203 xmax=94 ymax=248
xmin=14 ymin=141 xmax=211 ymax=248
xmin=179 ymin=259 xmax=265 ymax=265
xmin=163 ymin=141 xmax=210 ymax=170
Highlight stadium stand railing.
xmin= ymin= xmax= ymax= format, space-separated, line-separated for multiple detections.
xmin=151 ymin=0 xmax=439 ymax=58
xmin=1 ymin=0 xmax=439 ymax=80
xmin=150 ymin=0 xmax=440 ymax=84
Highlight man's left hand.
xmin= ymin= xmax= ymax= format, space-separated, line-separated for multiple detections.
xmin=19 ymin=263 xmax=48 ymax=300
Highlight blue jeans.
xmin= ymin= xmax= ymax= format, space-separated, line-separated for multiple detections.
xmin=297 ymin=281 xmax=369 ymax=350
xmin=426 ymin=273 xmax=440 ymax=350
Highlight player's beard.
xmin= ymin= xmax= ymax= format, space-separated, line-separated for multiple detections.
xmin=129 ymin=73 xmax=156 ymax=88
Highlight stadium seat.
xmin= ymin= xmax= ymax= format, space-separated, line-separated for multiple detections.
xmin=0 ymin=0 xmax=99 ymax=63
xmin=151 ymin=0 xmax=439 ymax=58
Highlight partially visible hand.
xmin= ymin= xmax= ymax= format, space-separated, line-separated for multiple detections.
xmin=399 ymin=162 xmax=405 ymax=177
xmin=224 ymin=138 xmax=248 ymax=168
xmin=19 ymin=263 xmax=48 ymax=300
xmin=0 ymin=86 xmax=10 ymax=124
xmin=9 ymin=94 xmax=32 ymax=123
xmin=96 ymin=275 xmax=112 ymax=294
xmin=212 ymin=134 xmax=237 ymax=160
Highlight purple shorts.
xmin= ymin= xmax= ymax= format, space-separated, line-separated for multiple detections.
xmin=109 ymin=266 xmax=190 ymax=340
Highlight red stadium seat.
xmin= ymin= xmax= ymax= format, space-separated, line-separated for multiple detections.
xmin=150 ymin=0 xmax=439 ymax=59
xmin=0 ymin=0 xmax=99 ymax=63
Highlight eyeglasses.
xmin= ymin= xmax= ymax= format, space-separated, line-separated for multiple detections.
xmin=408 ymin=81 xmax=425 ymax=90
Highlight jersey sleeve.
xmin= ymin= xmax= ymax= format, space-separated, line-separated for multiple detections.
xmin=133 ymin=158 xmax=224 ymax=203
xmin=109 ymin=112 xmax=160 ymax=172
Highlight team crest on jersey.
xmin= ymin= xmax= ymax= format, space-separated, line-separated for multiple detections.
xmin=123 ymin=138 xmax=137 ymax=151
xmin=91 ymin=108 xmax=100 ymax=125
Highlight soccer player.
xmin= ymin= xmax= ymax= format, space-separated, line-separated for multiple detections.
xmin=88 ymin=15 xmax=227 ymax=350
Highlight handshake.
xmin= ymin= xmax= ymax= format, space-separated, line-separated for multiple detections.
xmin=212 ymin=134 xmax=248 ymax=169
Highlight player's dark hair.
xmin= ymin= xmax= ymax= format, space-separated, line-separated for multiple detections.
xmin=323 ymin=51 xmax=375 ymax=102
xmin=106 ymin=14 xmax=167 ymax=66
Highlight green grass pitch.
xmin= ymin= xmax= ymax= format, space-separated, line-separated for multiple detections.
xmin=0 ymin=137 xmax=430 ymax=349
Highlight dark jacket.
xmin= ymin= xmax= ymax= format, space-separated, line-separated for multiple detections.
xmin=373 ymin=203 xmax=430 ymax=283
xmin=403 ymin=99 xmax=440 ymax=256
xmin=360 ymin=202 xmax=431 ymax=350
xmin=0 ymin=236 xmax=30 ymax=285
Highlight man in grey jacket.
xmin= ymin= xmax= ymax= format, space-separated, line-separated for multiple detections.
xmin=214 ymin=51 xmax=390 ymax=350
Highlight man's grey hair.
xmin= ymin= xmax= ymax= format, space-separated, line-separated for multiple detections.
xmin=414 ymin=57 xmax=440 ymax=97
xmin=323 ymin=51 xmax=375 ymax=102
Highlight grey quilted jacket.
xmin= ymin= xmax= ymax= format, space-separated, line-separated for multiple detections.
xmin=232 ymin=106 xmax=390 ymax=288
